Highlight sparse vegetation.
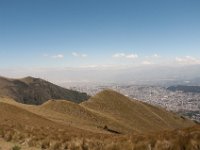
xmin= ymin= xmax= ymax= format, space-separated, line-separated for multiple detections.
xmin=0 ymin=122 xmax=199 ymax=150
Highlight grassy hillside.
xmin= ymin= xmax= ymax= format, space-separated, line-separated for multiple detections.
xmin=81 ymin=89 xmax=195 ymax=133
xmin=0 ymin=89 xmax=199 ymax=149
xmin=40 ymin=100 xmax=135 ymax=134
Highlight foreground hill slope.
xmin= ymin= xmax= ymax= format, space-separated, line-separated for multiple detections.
xmin=81 ymin=89 xmax=195 ymax=133
xmin=0 ymin=100 xmax=105 ymax=150
xmin=0 ymin=90 xmax=199 ymax=149
xmin=0 ymin=76 xmax=89 ymax=104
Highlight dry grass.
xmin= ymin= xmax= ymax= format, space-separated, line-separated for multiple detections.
xmin=0 ymin=123 xmax=199 ymax=150
xmin=0 ymin=90 xmax=199 ymax=149
xmin=81 ymin=89 xmax=195 ymax=132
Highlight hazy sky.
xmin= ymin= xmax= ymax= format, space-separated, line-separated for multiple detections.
xmin=0 ymin=0 xmax=200 ymax=69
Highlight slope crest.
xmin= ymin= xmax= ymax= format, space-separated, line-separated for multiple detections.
xmin=0 ymin=102 xmax=55 ymax=127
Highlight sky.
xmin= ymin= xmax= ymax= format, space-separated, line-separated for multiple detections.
xmin=0 ymin=0 xmax=200 ymax=81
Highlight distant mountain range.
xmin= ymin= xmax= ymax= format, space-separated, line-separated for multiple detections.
xmin=0 ymin=76 xmax=89 ymax=105
xmin=167 ymin=85 xmax=200 ymax=93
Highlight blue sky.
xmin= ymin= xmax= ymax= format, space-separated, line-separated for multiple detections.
xmin=0 ymin=0 xmax=200 ymax=68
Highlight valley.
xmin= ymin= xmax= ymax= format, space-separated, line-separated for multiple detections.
xmin=0 ymin=77 xmax=199 ymax=149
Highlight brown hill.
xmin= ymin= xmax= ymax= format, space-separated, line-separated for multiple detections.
xmin=0 ymin=89 xmax=199 ymax=150
xmin=40 ymin=100 xmax=132 ymax=134
xmin=1 ymin=89 xmax=194 ymax=134
xmin=81 ymin=89 xmax=195 ymax=133
xmin=0 ymin=100 xmax=99 ymax=149
xmin=0 ymin=88 xmax=195 ymax=133
xmin=0 ymin=76 xmax=89 ymax=105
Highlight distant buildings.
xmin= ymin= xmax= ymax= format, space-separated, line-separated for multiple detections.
xmin=65 ymin=84 xmax=200 ymax=122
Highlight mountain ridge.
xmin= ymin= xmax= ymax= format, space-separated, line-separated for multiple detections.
xmin=0 ymin=76 xmax=90 ymax=105
xmin=167 ymin=85 xmax=200 ymax=93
